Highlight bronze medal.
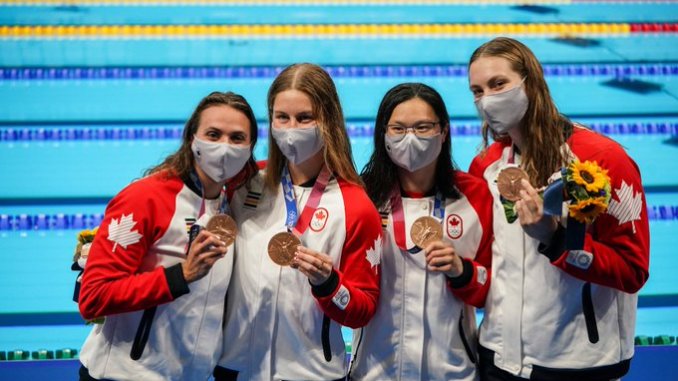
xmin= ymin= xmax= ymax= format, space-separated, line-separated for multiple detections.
xmin=497 ymin=167 xmax=529 ymax=202
xmin=205 ymin=214 xmax=237 ymax=248
xmin=410 ymin=216 xmax=443 ymax=249
xmin=268 ymin=232 xmax=301 ymax=266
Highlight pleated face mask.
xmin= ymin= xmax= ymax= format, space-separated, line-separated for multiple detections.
xmin=385 ymin=132 xmax=443 ymax=172
xmin=475 ymin=80 xmax=528 ymax=135
xmin=271 ymin=125 xmax=324 ymax=165
xmin=191 ymin=137 xmax=251 ymax=183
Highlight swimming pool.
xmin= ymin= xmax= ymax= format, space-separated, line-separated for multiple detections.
xmin=0 ymin=1 xmax=676 ymax=378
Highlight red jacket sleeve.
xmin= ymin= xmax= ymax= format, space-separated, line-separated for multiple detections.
xmin=447 ymin=171 xmax=494 ymax=308
xmin=311 ymin=180 xmax=382 ymax=329
xmin=79 ymin=176 xmax=186 ymax=320
xmin=542 ymin=130 xmax=650 ymax=293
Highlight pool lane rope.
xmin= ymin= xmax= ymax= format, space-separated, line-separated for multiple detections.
xmin=1 ymin=23 xmax=676 ymax=39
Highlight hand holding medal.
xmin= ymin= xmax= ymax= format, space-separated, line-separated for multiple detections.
xmin=495 ymin=165 xmax=558 ymax=241
xmin=496 ymin=166 xmax=530 ymax=202
xmin=182 ymin=228 xmax=229 ymax=283
xmin=423 ymin=240 xmax=464 ymax=278
xmin=267 ymin=166 xmax=333 ymax=282
xmin=205 ymin=214 xmax=237 ymax=248
xmin=268 ymin=232 xmax=301 ymax=266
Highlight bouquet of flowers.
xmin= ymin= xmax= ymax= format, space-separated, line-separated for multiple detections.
xmin=562 ymin=160 xmax=611 ymax=224
xmin=73 ymin=228 xmax=98 ymax=266
xmin=72 ymin=227 xmax=104 ymax=324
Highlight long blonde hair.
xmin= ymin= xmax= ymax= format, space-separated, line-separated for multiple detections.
xmin=264 ymin=63 xmax=360 ymax=189
xmin=470 ymin=37 xmax=571 ymax=187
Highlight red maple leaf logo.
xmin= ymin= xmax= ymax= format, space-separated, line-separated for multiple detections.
xmin=315 ymin=210 xmax=326 ymax=220
xmin=449 ymin=217 xmax=460 ymax=227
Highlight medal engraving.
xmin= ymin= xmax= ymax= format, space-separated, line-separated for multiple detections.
xmin=205 ymin=214 xmax=237 ymax=248
xmin=410 ymin=216 xmax=443 ymax=249
xmin=268 ymin=232 xmax=301 ymax=266
xmin=497 ymin=167 xmax=530 ymax=202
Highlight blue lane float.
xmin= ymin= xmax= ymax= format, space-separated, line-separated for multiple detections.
xmin=1 ymin=121 xmax=676 ymax=142
xmin=0 ymin=214 xmax=104 ymax=231
xmin=1 ymin=63 xmax=677 ymax=81
xmin=0 ymin=206 xmax=675 ymax=231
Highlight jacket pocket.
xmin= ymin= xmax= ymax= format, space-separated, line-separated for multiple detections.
xmin=130 ymin=306 xmax=157 ymax=360
xmin=321 ymin=314 xmax=332 ymax=362
xmin=458 ymin=309 xmax=477 ymax=364
xmin=582 ymin=282 xmax=599 ymax=344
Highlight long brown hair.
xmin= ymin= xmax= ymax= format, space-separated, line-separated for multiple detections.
xmin=145 ymin=91 xmax=259 ymax=189
xmin=264 ymin=63 xmax=360 ymax=189
xmin=469 ymin=37 xmax=570 ymax=187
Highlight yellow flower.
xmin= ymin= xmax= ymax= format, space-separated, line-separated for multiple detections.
xmin=569 ymin=197 xmax=609 ymax=224
xmin=570 ymin=160 xmax=609 ymax=193
xmin=77 ymin=227 xmax=99 ymax=244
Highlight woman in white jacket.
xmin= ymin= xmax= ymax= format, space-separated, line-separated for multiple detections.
xmin=215 ymin=63 xmax=383 ymax=381
xmin=78 ymin=92 xmax=259 ymax=381
xmin=468 ymin=37 xmax=649 ymax=381
xmin=350 ymin=83 xmax=494 ymax=381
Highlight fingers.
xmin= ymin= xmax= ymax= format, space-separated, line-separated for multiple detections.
xmin=425 ymin=245 xmax=455 ymax=269
xmin=520 ymin=178 xmax=538 ymax=196
xmin=423 ymin=240 xmax=452 ymax=254
xmin=293 ymin=246 xmax=333 ymax=285
xmin=516 ymin=179 xmax=544 ymax=225
xmin=423 ymin=240 xmax=464 ymax=277
xmin=191 ymin=232 xmax=227 ymax=257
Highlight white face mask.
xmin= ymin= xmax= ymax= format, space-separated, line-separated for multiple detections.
xmin=475 ymin=81 xmax=529 ymax=135
xmin=191 ymin=137 xmax=251 ymax=183
xmin=271 ymin=125 xmax=324 ymax=165
xmin=385 ymin=133 xmax=443 ymax=172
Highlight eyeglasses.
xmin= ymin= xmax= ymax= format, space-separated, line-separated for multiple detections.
xmin=386 ymin=121 xmax=441 ymax=137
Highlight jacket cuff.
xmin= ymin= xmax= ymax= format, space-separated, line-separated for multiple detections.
xmin=447 ymin=258 xmax=474 ymax=288
xmin=311 ymin=270 xmax=339 ymax=298
xmin=165 ymin=264 xmax=190 ymax=299
xmin=538 ymin=225 xmax=567 ymax=262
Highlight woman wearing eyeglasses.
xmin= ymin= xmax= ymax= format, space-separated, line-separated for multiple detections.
xmin=349 ymin=83 xmax=493 ymax=380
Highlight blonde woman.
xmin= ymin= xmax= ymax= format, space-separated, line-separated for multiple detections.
xmin=215 ymin=63 xmax=383 ymax=381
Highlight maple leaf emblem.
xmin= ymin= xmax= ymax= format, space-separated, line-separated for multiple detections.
xmin=107 ymin=213 xmax=142 ymax=252
xmin=449 ymin=217 xmax=460 ymax=227
xmin=607 ymin=180 xmax=643 ymax=234
xmin=365 ymin=235 xmax=382 ymax=273
xmin=315 ymin=210 xmax=326 ymax=220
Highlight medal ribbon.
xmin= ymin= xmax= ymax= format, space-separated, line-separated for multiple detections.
xmin=281 ymin=165 xmax=332 ymax=238
xmin=390 ymin=188 xmax=444 ymax=253
xmin=190 ymin=169 xmax=230 ymax=218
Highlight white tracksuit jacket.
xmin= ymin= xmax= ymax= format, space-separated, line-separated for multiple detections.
xmin=349 ymin=171 xmax=494 ymax=381
xmin=79 ymin=172 xmax=234 ymax=381
xmin=217 ymin=171 xmax=383 ymax=381
xmin=469 ymin=126 xmax=650 ymax=380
